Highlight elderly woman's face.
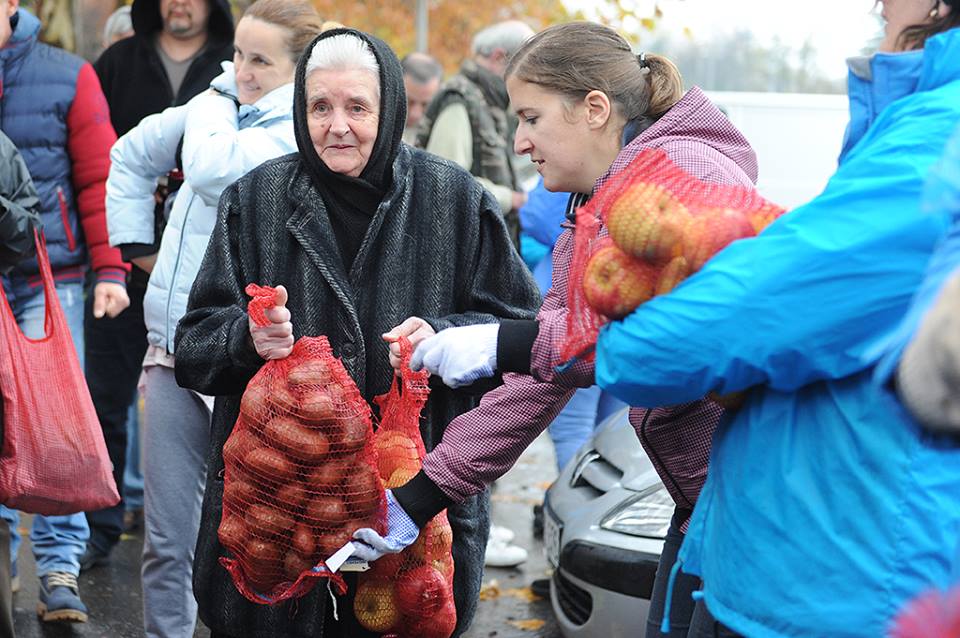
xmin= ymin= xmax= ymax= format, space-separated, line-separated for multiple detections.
xmin=305 ymin=68 xmax=380 ymax=178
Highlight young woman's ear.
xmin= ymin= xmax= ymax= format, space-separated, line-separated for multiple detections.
xmin=582 ymin=90 xmax=613 ymax=130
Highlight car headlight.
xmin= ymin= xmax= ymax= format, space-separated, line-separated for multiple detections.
xmin=599 ymin=485 xmax=672 ymax=539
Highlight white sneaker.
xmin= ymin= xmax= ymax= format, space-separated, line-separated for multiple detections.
xmin=484 ymin=539 xmax=528 ymax=568
xmin=489 ymin=524 xmax=516 ymax=544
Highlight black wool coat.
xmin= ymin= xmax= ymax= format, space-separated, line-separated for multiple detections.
xmin=174 ymin=145 xmax=541 ymax=638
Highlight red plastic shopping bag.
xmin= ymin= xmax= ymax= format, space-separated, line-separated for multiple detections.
xmin=0 ymin=231 xmax=120 ymax=515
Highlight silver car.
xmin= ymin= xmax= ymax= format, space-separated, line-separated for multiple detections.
xmin=543 ymin=407 xmax=672 ymax=638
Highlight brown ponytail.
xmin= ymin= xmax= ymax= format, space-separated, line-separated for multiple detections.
xmin=242 ymin=0 xmax=324 ymax=64
xmin=505 ymin=22 xmax=684 ymax=131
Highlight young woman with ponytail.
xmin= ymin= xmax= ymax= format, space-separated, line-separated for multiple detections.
xmin=369 ymin=22 xmax=759 ymax=637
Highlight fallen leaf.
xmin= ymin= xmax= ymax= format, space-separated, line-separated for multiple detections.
xmin=504 ymin=587 xmax=544 ymax=603
xmin=508 ymin=619 xmax=547 ymax=631
xmin=479 ymin=580 xmax=501 ymax=600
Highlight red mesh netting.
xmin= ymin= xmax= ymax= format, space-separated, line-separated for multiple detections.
xmin=353 ymin=338 xmax=457 ymax=638
xmin=218 ymin=284 xmax=387 ymax=605
xmin=561 ymin=148 xmax=786 ymax=365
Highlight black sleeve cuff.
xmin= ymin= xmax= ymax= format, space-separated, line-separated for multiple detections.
xmin=119 ymin=242 xmax=158 ymax=262
xmin=497 ymin=319 xmax=539 ymax=375
xmin=391 ymin=469 xmax=454 ymax=529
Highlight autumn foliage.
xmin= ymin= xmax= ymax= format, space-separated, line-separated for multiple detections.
xmin=308 ymin=0 xmax=576 ymax=73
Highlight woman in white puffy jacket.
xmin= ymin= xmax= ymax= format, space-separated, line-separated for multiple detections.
xmin=105 ymin=2 xmax=323 ymax=636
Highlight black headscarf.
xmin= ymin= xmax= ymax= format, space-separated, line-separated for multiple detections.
xmin=293 ymin=28 xmax=407 ymax=268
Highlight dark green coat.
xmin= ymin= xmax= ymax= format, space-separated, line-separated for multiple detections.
xmin=174 ymin=144 xmax=540 ymax=638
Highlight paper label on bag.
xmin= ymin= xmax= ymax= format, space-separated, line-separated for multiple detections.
xmin=326 ymin=542 xmax=369 ymax=573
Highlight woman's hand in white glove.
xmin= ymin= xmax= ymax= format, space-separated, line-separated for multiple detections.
xmin=410 ymin=323 xmax=500 ymax=388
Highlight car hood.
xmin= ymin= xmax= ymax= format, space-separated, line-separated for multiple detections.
xmin=591 ymin=409 xmax=661 ymax=492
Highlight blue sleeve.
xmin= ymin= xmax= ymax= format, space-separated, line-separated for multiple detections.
xmin=519 ymin=178 xmax=570 ymax=248
xmin=595 ymin=95 xmax=956 ymax=408
xmin=873 ymin=122 xmax=960 ymax=384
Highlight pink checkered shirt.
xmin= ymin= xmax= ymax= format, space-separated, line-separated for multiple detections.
xmin=423 ymin=87 xmax=757 ymax=531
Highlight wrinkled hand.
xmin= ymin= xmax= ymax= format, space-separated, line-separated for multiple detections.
xmin=382 ymin=316 xmax=436 ymax=370
xmin=410 ymin=323 xmax=499 ymax=388
xmin=249 ymin=284 xmax=294 ymax=360
xmin=92 ymin=282 xmax=130 ymax=319
xmin=351 ymin=490 xmax=420 ymax=562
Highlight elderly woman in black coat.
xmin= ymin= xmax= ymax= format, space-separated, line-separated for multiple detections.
xmin=173 ymin=28 xmax=540 ymax=638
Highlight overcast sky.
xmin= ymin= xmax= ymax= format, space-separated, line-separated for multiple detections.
xmin=563 ymin=0 xmax=883 ymax=80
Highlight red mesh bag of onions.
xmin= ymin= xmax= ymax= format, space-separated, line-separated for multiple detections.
xmin=352 ymin=338 xmax=457 ymax=638
xmin=217 ymin=284 xmax=387 ymax=604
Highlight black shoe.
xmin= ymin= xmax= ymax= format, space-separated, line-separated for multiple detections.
xmin=532 ymin=503 xmax=544 ymax=539
xmin=530 ymin=578 xmax=550 ymax=599
xmin=78 ymin=545 xmax=111 ymax=572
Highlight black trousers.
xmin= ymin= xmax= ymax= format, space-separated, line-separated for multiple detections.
xmin=687 ymin=601 xmax=743 ymax=638
xmin=645 ymin=508 xmax=701 ymax=638
xmin=83 ymin=272 xmax=148 ymax=553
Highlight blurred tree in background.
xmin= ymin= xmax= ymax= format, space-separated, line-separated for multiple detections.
xmin=306 ymin=0 xmax=580 ymax=72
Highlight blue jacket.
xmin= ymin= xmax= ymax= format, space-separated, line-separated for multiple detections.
xmin=107 ymin=64 xmax=296 ymax=353
xmin=874 ymin=122 xmax=960 ymax=382
xmin=0 ymin=9 xmax=125 ymax=288
xmin=595 ymin=29 xmax=960 ymax=637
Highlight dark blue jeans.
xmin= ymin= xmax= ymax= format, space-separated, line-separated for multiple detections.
xmin=646 ymin=508 xmax=701 ymax=638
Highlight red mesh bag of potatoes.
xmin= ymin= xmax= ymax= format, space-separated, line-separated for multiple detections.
xmin=353 ymin=338 xmax=457 ymax=638
xmin=217 ymin=284 xmax=387 ymax=605
xmin=560 ymin=148 xmax=785 ymax=366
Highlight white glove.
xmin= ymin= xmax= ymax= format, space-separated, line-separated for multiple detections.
xmin=410 ymin=323 xmax=499 ymax=388
xmin=351 ymin=491 xmax=420 ymax=562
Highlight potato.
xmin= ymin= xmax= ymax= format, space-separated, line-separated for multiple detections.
xmin=263 ymin=415 xmax=330 ymax=464
xmin=287 ymin=360 xmax=332 ymax=389
xmin=283 ymin=550 xmax=315 ymax=583
xmin=218 ymin=515 xmax=246 ymax=553
xmin=243 ymin=446 xmax=297 ymax=484
xmin=275 ymin=481 xmax=308 ymax=513
xmin=305 ymin=458 xmax=352 ymax=491
xmin=305 ymin=495 xmax=350 ymax=527
xmin=223 ymin=475 xmax=259 ymax=508
xmin=291 ymin=523 xmax=317 ymax=559
xmin=334 ymin=413 xmax=370 ymax=454
xmin=244 ymin=538 xmax=282 ymax=592
xmin=345 ymin=464 xmax=382 ymax=516
xmin=245 ymin=502 xmax=295 ymax=539
xmin=297 ymin=388 xmax=338 ymax=427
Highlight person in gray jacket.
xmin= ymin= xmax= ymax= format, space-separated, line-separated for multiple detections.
xmin=0 ymin=129 xmax=41 ymax=638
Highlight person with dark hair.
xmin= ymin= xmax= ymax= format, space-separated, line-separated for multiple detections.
xmin=0 ymin=129 xmax=40 ymax=638
xmin=173 ymin=27 xmax=540 ymax=638
xmin=106 ymin=2 xmax=322 ymax=635
xmin=0 ymin=0 xmax=127 ymax=623
xmin=366 ymin=21 xmax=755 ymax=638
xmin=81 ymin=0 xmax=236 ymax=578
xmin=416 ymin=20 xmax=534 ymax=250
xmin=400 ymin=51 xmax=443 ymax=144
xmin=583 ymin=1 xmax=960 ymax=635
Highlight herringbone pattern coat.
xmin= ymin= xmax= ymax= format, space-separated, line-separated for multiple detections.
xmin=174 ymin=145 xmax=540 ymax=637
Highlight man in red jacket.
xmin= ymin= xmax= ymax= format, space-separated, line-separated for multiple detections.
xmin=0 ymin=0 xmax=129 ymax=624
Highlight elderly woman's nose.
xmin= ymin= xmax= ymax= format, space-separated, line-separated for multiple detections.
xmin=329 ymin=109 xmax=351 ymax=134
